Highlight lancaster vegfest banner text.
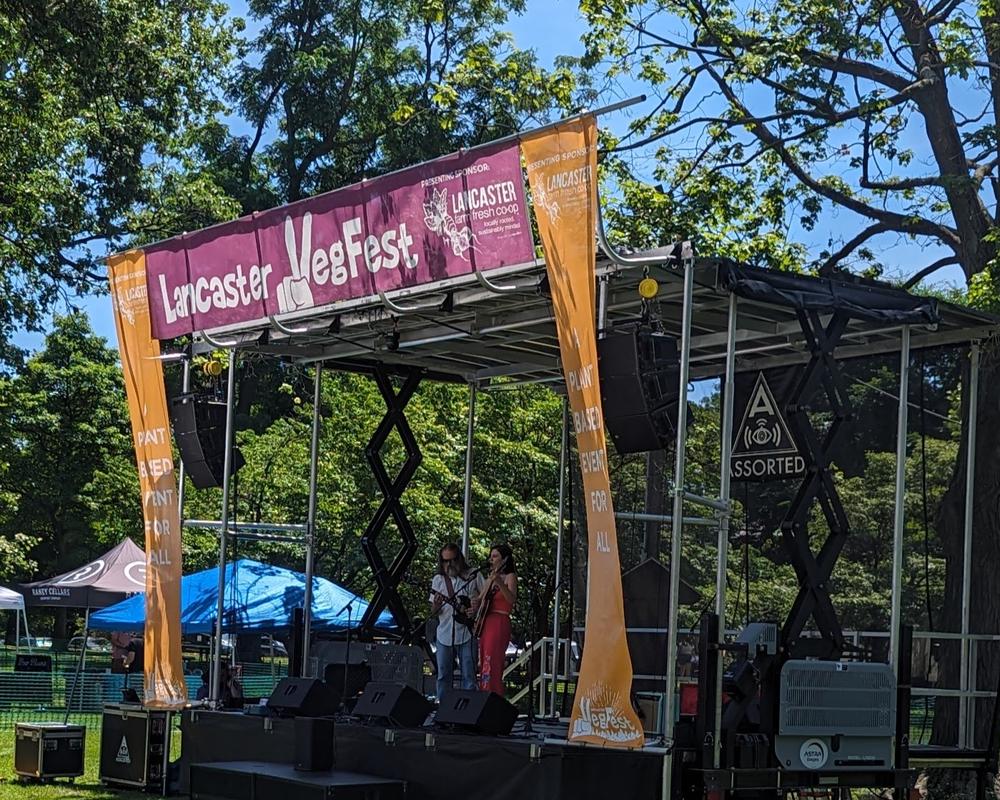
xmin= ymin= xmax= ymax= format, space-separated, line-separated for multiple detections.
xmin=108 ymin=252 xmax=187 ymax=709
xmin=522 ymin=117 xmax=644 ymax=748
xmin=143 ymin=142 xmax=535 ymax=339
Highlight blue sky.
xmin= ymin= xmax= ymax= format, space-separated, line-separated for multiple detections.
xmin=21 ymin=0 xmax=966 ymax=357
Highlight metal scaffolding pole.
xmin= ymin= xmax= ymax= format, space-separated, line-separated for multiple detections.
xmin=713 ymin=292 xmax=738 ymax=767
xmin=211 ymin=351 xmax=239 ymax=703
xmin=889 ymin=327 xmax=910 ymax=675
xmin=616 ymin=511 xmax=718 ymax=527
xmin=461 ymin=382 xmax=477 ymax=554
xmin=177 ymin=358 xmax=190 ymax=523
xmin=959 ymin=343 xmax=981 ymax=747
xmin=302 ymin=362 xmax=324 ymax=675
xmin=549 ymin=398 xmax=569 ymax=717
xmin=661 ymin=257 xmax=695 ymax=800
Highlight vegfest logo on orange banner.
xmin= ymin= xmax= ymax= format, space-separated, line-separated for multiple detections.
xmin=521 ymin=118 xmax=644 ymax=747
xmin=109 ymin=251 xmax=186 ymax=708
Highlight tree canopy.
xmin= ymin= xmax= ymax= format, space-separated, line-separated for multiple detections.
xmin=583 ymin=0 xmax=1000 ymax=287
xmin=0 ymin=0 xmax=239 ymax=364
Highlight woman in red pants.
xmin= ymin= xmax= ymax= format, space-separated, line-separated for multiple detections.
xmin=477 ymin=543 xmax=517 ymax=696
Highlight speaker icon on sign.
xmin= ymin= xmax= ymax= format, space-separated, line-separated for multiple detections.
xmin=745 ymin=418 xmax=782 ymax=449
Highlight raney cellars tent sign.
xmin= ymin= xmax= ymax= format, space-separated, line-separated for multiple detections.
xmin=17 ymin=538 xmax=147 ymax=609
xmin=145 ymin=142 xmax=534 ymax=338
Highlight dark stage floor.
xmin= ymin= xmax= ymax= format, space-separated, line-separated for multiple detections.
xmin=177 ymin=710 xmax=667 ymax=799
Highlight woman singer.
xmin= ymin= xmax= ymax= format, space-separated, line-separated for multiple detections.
xmin=477 ymin=543 xmax=517 ymax=696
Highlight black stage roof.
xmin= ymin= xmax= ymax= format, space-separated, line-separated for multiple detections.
xmin=188 ymin=253 xmax=998 ymax=385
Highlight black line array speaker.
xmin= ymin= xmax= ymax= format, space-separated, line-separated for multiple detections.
xmin=169 ymin=393 xmax=245 ymax=489
xmin=353 ymin=681 xmax=432 ymax=727
xmin=597 ymin=328 xmax=683 ymax=454
xmin=435 ymin=689 xmax=518 ymax=735
xmin=267 ymin=678 xmax=338 ymax=718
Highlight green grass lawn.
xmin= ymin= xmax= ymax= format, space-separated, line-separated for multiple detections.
xmin=0 ymin=726 xmax=181 ymax=800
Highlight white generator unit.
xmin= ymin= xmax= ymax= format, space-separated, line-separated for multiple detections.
xmin=774 ymin=659 xmax=896 ymax=771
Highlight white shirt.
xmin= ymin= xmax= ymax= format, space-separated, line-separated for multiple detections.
xmin=430 ymin=571 xmax=484 ymax=646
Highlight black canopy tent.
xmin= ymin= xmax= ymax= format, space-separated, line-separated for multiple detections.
xmin=15 ymin=537 xmax=146 ymax=610
xmin=13 ymin=538 xmax=146 ymax=720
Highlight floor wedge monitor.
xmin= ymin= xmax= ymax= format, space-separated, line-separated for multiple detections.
xmin=353 ymin=681 xmax=432 ymax=727
xmin=267 ymin=678 xmax=338 ymax=718
xmin=435 ymin=689 xmax=517 ymax=735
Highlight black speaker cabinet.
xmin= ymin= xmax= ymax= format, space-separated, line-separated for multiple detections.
xmin=267 ymin=677 xmax=338 ymax=718
xmin=169 ymin=393 xmax=245 ymax=489
xmin=14 ymin=723 xmax=85 ymax=779
xmin=598 ymin=329 xmax=682 ymax=454
xmin=435 ymin=689 xmax=518 ymax=735
xmin=295 ymin=716 xmax=334 ymax=771
xmin=99 ymin=705 xmax=169 ymax=791
xmin=353 ymin=681 xmax=432 ymax=727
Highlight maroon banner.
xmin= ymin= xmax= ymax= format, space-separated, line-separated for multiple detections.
xmin=147 ymin=142 xmax=534 ymax=339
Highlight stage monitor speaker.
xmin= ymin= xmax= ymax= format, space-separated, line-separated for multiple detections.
xmin=353 ymin=681 xmax=432 ymax=727
xmin=294 ymin=716 xmax=334 ymax=771
xmin=598 ymin=329 xmax=682 ymax=454
xmin=435 ymin=689 xmax=517 ymax=735
xmin=267 ymin=678 xmax=338 ymax=718
xmin=169 ymin=393 xmax=245 ymax=489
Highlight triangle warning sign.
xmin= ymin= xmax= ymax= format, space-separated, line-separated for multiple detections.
xmin=116 ymin=735 xmax=131 ymax=764
xmin=731 ymin=372 xmax=805 ymax=481
xmin=733 ymin=373 xmax=797 ymax=456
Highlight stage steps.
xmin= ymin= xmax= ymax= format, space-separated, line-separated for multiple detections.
xmin=190 ymin=760 xmax=406 ymax=800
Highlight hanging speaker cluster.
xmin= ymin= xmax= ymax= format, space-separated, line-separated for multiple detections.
xmin=597 ymin=328 xmax=684 ymax=454
xmin=169 ymin=393 xmax=245 ymax=489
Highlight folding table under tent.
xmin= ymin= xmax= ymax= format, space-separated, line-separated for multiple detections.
xmin=0 ymin=586 xmax=30 ymax=655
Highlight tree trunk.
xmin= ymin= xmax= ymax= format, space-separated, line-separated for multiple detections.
xmin=932 ymin=350 xmax=1000 ymax=751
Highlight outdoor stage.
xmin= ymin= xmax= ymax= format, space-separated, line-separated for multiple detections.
xmin=100 ymin=98 xmax=1000 ymax=799
xmin=176 ymin=710 xmax=666 ymax=799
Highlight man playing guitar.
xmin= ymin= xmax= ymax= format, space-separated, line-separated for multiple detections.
xmin=429 ymin=543 xmax=484 ymax=701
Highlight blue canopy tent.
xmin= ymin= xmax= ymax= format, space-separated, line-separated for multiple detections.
xmin=90 ymin=559 xmax=393 ymax=633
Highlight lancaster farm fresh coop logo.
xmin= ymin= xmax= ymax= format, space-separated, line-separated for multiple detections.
xmin=527 ymin=146 xmax=595 ymax=225
xmin=112 ymin=272 xmax=148 ymax=326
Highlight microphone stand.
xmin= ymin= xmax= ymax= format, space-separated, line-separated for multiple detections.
xmin=341 ymin=602 xmax=353 ymax=711
xmin=524 ymin=620 xmax=535 ymax=735
xmin=326 ymin=593 xmax=361 ymax=711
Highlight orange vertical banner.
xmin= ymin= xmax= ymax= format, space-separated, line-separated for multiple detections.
xmin=522 ymin=118 xmax=644 ymax=747
xmin=108 ymin=251 xmax=186 ymax=708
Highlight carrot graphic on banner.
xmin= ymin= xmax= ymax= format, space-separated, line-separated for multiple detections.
xmin=521 ymin=117 xmax=644 ymax=748
xmin=108 ymin=251 xmax=186 ymax=708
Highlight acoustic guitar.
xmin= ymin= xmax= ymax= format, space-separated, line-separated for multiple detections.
xmin=472 ymin=559 xmax=508 ymax=638
xmin=432 ymin=589 xmax=475 ymax=630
